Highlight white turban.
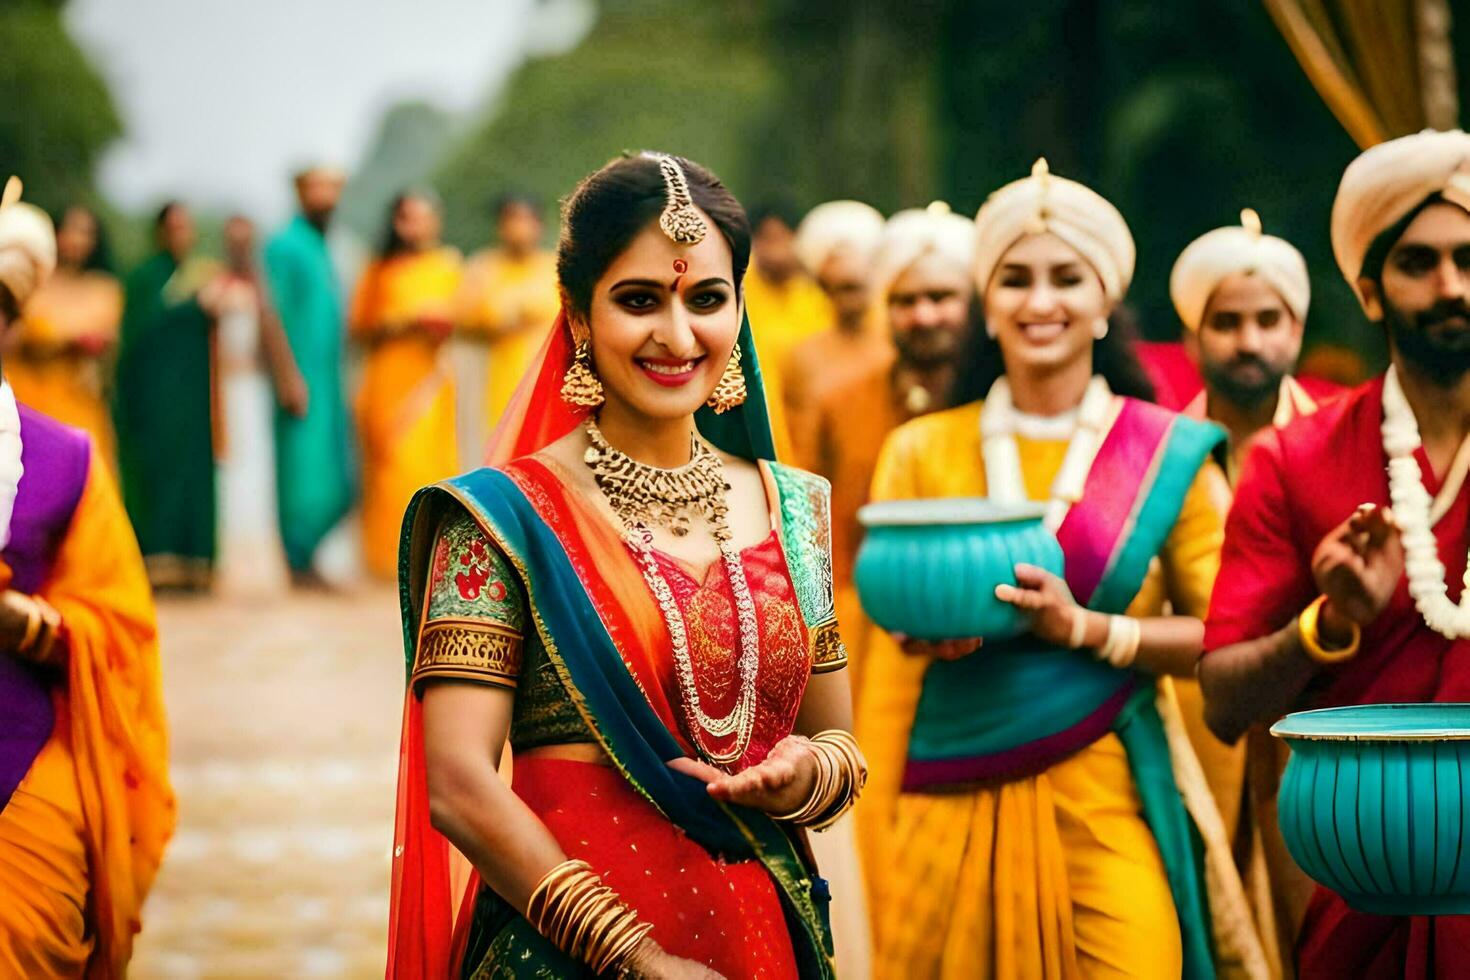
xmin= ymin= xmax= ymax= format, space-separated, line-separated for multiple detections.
xmin=870 ymin=202 xmax=975 ymax=304
xmin=1331 ymin=129 xmax=1470 ymax=308
xmin=1170 ymin=209 xmax=1310 ymax=331
xmin=793 ymin=200 xmax=885 ymax=278
xmin=0 ymin=177 xmax=55 ymax=311
xmin=972 ymin=158 xmax=1135 ymax=303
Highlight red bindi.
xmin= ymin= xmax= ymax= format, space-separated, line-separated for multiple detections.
xmin=671 ymin=257 xmax=689 ymax=291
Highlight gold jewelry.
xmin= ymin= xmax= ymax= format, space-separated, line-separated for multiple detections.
xmin=774 ymin=730 xmax=867 ymax=830
xmin=1298 ymin=594 xmax=1360 ymax=664
xmin=650 ymin=154 xmax=708 ymax=245
xmin=706 ymin=342 xmax=747 ymax=414
xmin=583 ymin=417 xmax=761 ymax=766
xmin=561 ymin=340 xmax=604 ymax=408
xmin=527 ymin=859 xmax=652 ymax=976
xmin=584 ymin=417 xmax=726 ymax=538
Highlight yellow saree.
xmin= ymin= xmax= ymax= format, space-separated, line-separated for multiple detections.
xmin=453 ymin=247 xmax=559 ymax=434
xmin=856 ymin=400 xmax=1261 ymax=979
xmin=351 ymin=248 xmax=462 ymax=578
xmin=9 ymin=270 xmax=123 ymax=468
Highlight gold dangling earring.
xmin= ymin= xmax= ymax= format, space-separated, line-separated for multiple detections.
xmin=707 ymin=342 xmax=747 ymax=414
xmin=561 ymin=340 xmax=604 ymax=408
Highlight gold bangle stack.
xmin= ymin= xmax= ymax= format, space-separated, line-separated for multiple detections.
xmin=526 ymin=859 xmax=653 ymax=975
xmin=1298 ymin=594 xmax=1360 ymax=664
xmin=12 ymin=593 xmax=61 ymax=665
xmin=775 ymin=730 xmax=868 ymax=832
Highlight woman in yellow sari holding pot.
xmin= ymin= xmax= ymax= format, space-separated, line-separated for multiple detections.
xmin=857 ymin=161 xmax=1265 ymax=979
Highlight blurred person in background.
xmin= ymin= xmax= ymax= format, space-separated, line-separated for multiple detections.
xmin=264 ymin=165 xmax=355 ymax=585
xmin=209 ymin=214 xmax=298 ymax=599
xmin=744 ymin=199 xmax=831 ymax=459
xmin=115 ymin=201 xmax=220 ymax=591
xmin=454 ymin=192 xmax=560 ymax=458
xmin=7 ymin=204 xmax=123 ymax=469
xmin=350 ymin=189 xmax=461 ymax=580
xmin=0 ymin=177 xmax=172 ymax=978
xmin=1169 ymin=209 xmax=1338 ymax=971
xmin=809 ymin=203 xmax=975 ymax=694
xmin=781 ymin=200 xmax=888 ymax=466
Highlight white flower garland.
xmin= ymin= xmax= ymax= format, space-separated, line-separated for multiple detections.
xmin=0 ymin=382 xmax=22 ymax=550
xmin=980 ymin=375 xmax=1114 ymax=531
xmin=1382 ymin=365 xmax=1470 ymax=638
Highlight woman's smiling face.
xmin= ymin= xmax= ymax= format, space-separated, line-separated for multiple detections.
xmin=983 ymin=231 xmax=1110 ymax=376
xmin=581 ymin=211 xmax=741 ymax=422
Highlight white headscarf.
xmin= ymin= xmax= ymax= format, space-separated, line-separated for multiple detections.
xmin=972 ymin=158 xmax=1135 ymax=303
xmin=0 ymin=177 xmax=56 ymax=312
xmin=793 ymin=200 xmax=885 ymax=279
xmin=1170 ymin=209 xmax=1310 ymax=330
xmin=1331 ymin=129 xmax=1470 ymax=310
xmin=870 ymin=202 xmax=975 ymax=305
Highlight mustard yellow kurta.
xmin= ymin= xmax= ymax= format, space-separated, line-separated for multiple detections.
xmin=856 ymin=400 xmax=1228 ymax=980
xmin=453 ymin=248 xmax=560 ymax=433
xmin=743 ymin=267 xmax=830 ymax=460
xmin=351 ymin=248 xmax=462 ymax=579
xmin=9 ymin=270 xmax=123 ymax=469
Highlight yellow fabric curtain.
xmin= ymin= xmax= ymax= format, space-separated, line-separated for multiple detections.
xmin=1263 ymin=0 xmax=1458 ymax=148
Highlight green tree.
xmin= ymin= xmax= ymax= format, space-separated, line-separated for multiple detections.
xmin=0 ymin=0 xmax=123 ymax=212
xmin=434 ymin=1 xmax=776 ymax=250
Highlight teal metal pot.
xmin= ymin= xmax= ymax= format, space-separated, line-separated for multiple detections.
xmin=854 ymin=498 xmax=1065 ymax=642
xmin=1272 ymin=703 xmax=1470 ymax=915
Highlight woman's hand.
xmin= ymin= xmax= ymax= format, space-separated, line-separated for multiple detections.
xmin=994 ymin=563 xmax=1083 ymax=648
xmin=667 ymin=736 xmax=815 ymax=815
xmin=622 ymin=937 xmax=726 ymax=979
xmin=895 ymin=635 xmax=982 ymax=660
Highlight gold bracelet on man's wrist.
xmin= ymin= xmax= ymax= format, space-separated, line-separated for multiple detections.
xmin=1298 ymin=594 xmax=1360 ymax=664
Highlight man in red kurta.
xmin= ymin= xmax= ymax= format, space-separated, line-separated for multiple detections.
xmin=1201 ymin=129 xmax=1470 ymax=978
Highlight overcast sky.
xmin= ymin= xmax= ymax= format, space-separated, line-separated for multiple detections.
xmin=65 ymin=0 xmax=590 ymax=222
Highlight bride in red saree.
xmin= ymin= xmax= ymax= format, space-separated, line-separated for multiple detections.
xmin=389 ymin=153 xmax=863 ymax=978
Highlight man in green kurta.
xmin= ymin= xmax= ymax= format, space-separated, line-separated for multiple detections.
xmin=264 ymin=166 xmax=355 ymax=578
xmin=115 ymin=201 xmax=218 ymax=589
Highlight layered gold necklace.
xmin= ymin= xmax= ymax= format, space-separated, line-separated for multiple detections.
xmin=583 ymin=418 xmax=761 ymax=767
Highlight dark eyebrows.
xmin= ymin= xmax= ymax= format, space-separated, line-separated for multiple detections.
xmin=608 ymin=276 xmax=733 ymax=291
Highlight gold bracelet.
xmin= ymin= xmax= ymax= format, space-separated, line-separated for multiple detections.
xmin=527 ymin=859 xmax=649 ymax=976
xmin=774 ymin=730 xmax=867 ymax=830
xmin=1298 ymin=595 xmax=1360 ymax=664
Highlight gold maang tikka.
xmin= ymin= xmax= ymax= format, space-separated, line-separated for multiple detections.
xmin=648 ymin=154 xmax=744 ymax=413
xmin=650 ymin=153 xmax=708 ymax=245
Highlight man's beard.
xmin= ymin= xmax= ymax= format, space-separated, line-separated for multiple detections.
xmin=895 ymin=325 xmax=962 ymax=369
xmin=1385 ymin=296 xmax=1470 ymax=387
xmin=1200 ymin=353 xmax=1287 ymax=411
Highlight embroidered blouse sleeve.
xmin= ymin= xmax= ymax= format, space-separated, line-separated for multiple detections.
xmin=810 ymin=476 xmax=849 ymax=675
xmin=412 ymin=508 xmax=528 ymax=692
